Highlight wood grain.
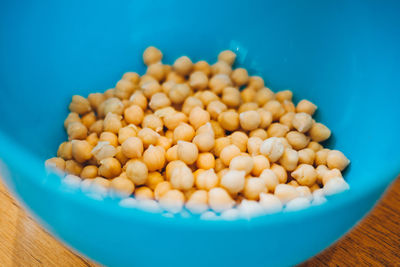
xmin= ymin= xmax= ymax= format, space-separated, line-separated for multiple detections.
xmin=0 ymin=178 xmax=399 ymax=267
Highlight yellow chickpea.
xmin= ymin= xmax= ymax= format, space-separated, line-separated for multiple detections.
xmin=186 ymin=190 xmax=209 ymax=214
xmin=126 ymin=159 xmax=148 ymax=185
xmin=102 ymin=97 xmax=124 ymax=116
xmin=103 ymin=113 xmax=122 ymax=134
xmin=58 ymin=141 xmax=73 ymax=160
xmin=110 ymin=176 xmax=135 ymax=198
xmin=104 ymin=88 xmax=115 ymax=99
xmin=115 ymin=79 xmax=135 ymax=100
xmin=218 ymin=50 xmax=236 ymax=66
xmin=326 ymin=150 xmax=350 ymax=171
xmin=189 ymin=106 xmax=210 ymax=129
xmin=173 ymin=56 xmax=193 ymax=76
xmin=267 ymin=123 xmax=290 ymax=137
xmin=211 ymin=61 xmax=232 ymax=75
xmin=143 ymin=46 xmax=163 ymax=66
xmin=193 ymin=133 xmax=215 ymax=152
xmin=231 ymin=68 xmax=249 ymax=87
xmin=218 ymin=110 xmax=239 ymax=131
xmin=159 ymin=189 xmax=185 ymax=213
xmin=121 ymin=137 xmax=143 ymax=159
xmin=309 ymin=123 xmax=331 ymax=142
xmin=142 ymin=114 xmax=163 ymax=133
xmin=274 ymin=184 xmax=300 ymax=204
xmin=67 ymin=122 xmax=88 ymax=140
xmin=207 ymin=100 xmax=228 ymax=120
xmin=291 ymin=164 xmax=318 ymax=186
xmin=115 ymin=146 xmax=128 ymax=166
xmin=154 ymin=181 xmax=172 ymax=200
xmin=98 ymin=157 xmax=121 ymax=179
xmin=89 ymin=120 xmax=104 ymax=135
xmin=193 ymin=60 xmax=211 ymax=76
xmin=64 ymin=112 xmax=81 ymax=129
xmin=316 ymin=165 xmax=329 ymax=184
xmin=146 ymin=62 xmax=165 ymax=81
xmin=210 ymin=120 xmax=225 ymax=138
xmin=322 ymin=168 xmax=343 ymax=186
xmin=296 ymin=99 xmax=317 ymax=115
xmin=81 ymin=112 xmax=96 ymax=129
xmin=195 ymin=168 xmax=219 ymax=190
xmin=177 ymin=141 xmax=198 ymax=165
xmin=129 ymin=91 xmax=147 ymax=110
xmin=163 ymin=112 xmax=187 ymax=130
xmin=196 ymin=152 xmax=215 ymax=170
xmin=143 ymin=145 xmax=166 ymax=171
xmin=238 ymin=102 xmax=258 ymax=114
xmin=141 ymin=80 xmax=162 ymax=98
xmin=100 ymin=132 xmax=118 ymax=147
xmin=173 ymin=123 xmax=195 ymax=143
xmin=279 ymin=148 xmax=299 ymax=171
xmin=138 ymin=128 xmax=159 ymax=148
xmin=239 ymin=110 xmax=261 ymax=131
xmin=247 ymin=136 xmax=262 ymax=156
xmin=198 ymin=91 xmax=219 ymax=106
xmin=209 ymin=74 xmax=232 ymax=94
xmin=189 ymin=71 xmax=208 ymax=90
xmin=71 ymin=140 xmax=92 ymax=163
xmin=220 ymin=144 xmax=241 ymax=166
xmin=315 ymin=148 xmax=330 ymax=166
xmin=166 ymin=144 xmax=179 ymax=162
xmin=243 ymin=177 xmax=267 ymax=200
xmin=298 ymin=148 xmax=315 ymax=165
xmin=282 ymin=100 xmax=296 ymax=113
xmin=229 ymin=131 xmax=248 ymax=152
xmin=220 ymin=169 xmax=246 ymax=194
xmin=308 ymin=141 xmax=323 ymax=152
xmin=214 ymin=158 xmax=225 ymax=173
xmin=169 ymin=83 xmax=191 ymax=104
xmin=182 ymin=96 xmax=204 ymax=115
xmin=249 ymin=129 xmax=268 ymax=140
xmin=170 ymin=162 xmax=194 ymax=190
xmin=229 ymin=155 xmax=254 ymax=175
xmin=122 ymin=72 xmax=140 ymax=84
xmin=254 ymin=87 xmax=274 ymax=106
xmin=270 ymin=163 xmax=287 ymax=183
xmin=279 ymin=112 xmax=295 ymax=129
xmin=247 ymin=76 xmax=264 ymax=90
xmin=286 ymin=131 xmax=310 ymax=150
xmin=292 ymin=112 xmax=313 ymax=133
xmin=208 ymin=187 xmax=235 ymax=212
xmin=118 ymin=126 xmax=137 ymax=144
xmin=257 ymin=109 xmax=273 ymax=128
xmin=275 ymin=90 xmax=293 ymax=102
xmin=166 ymin=71 xmax=185 ymax=83
xmin=259 ymin=169 xmax=279 ymax=192
xmin=213 ymin=137 xmax=231 ymax=157
xmin=251 ymin=155 xmax=270 ymax=176
xmin=69 ymin=95 xmax=91 ymax=115
xmin=135 ymin=186 xmax=154 ymax=200
xmin=45 ymin=157 xmax=66 ymax=172
xmin=263 ymin=100 xmax=285 ymax=121
xmin=221 ymin=86 xmax=241 ymax=108
xmin=88 ymin=93 xmax=106 ymax=111
xmin=260 ymin=137 xmax=285 ymax=162
xmin=148 ymin=92 xmax=171 ymax=111
xmin=144 ymin=172 xmax=164 ymax=191
xmin=240 ymin=87 xmax=256 ymax=103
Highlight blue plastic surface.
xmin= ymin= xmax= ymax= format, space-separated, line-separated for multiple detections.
xmin=1 ymin=0 xmax=400 ymax=266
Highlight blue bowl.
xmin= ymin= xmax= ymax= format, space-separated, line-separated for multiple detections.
xmin=1 ymin=1 xmax=400 ymax=266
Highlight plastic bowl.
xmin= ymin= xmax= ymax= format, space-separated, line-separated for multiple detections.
xmin=1 ymin=1 xmax=400 ymax=266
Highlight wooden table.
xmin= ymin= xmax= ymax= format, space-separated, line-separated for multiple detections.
xmin=1 ymin=178 xmax=399 ymax=267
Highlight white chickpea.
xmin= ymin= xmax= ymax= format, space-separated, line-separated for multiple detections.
xmin=143 ymin=46 xmax=163 ymax=66
xmin=260 ymin=137 xmax=284 ymax=162
xmin=239 ymin=110 xmax=261 ymax=131
xmin=208 ymin=187 xmax=235 ymax=212
xmin=173 ymin=56 xmax=193 ymax=76
xmin=220 ymin=170 xmax=246 ymax=194
xmin=326 ymin=150 xmax=350 ymax=171
xmin=142 ymin=145 xmax=166 ymax=171
xmin=279 ymin=148 xmax=299 ymax=171
xmin=218 ymin=50 xmax=236 ymax=65
xmin=243 ymin=177 xmax=267 ymax=200
xmin=274 ymin=184 xmax=300 ymax=204
xmin=231 ymin=68 xmax=249 ymax=86
xmin=291 ymin=164 xmax=318 ymax=186
xmin=193 ymin=133 xmax=215 ymax=152
xmin=222 ymin=86 xmax=241 ymax=108
xmin=186 ymin=190 xmax=209 ymax=214
xmin=177 ymin=140 xmax=198 ymax=165
xmin=309 ymin=123 xmax=331 ymax=142
xmin=229 ymin=155 xmax=254 ymax=175
xmin=189 ymin=106 xmax=210 ymax=129
xmin=126 ymin=159 xmax=148 ymax=185
xmin=170 ymin=162 xmax=194 ymax=190
xmin=292 ymin=112 xmax=313 ymax=133
xmin=195 ymin=169 xmax=219 ymax=190
xmin=173 ymin=123 xmax=195 ymax=143
xmin=298 ymin=148 xmax=315 ymax=165
xmin=220 ymin=144 xmax=241 ymax=166
xmin=207 ymin=100 xmax=228 ymax=120
xmin=189 ymin=71 xmax=208 ymax=90
xmin=296 ymin=99 xmax=317 ymax=115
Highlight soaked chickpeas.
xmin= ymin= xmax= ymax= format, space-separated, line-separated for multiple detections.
xmin=48 ymin=46 xmax=349 ymax=216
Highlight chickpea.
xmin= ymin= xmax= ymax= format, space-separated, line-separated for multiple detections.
xmin=220 ymin=170 xmax=246 ymax=194
xmin=193 ymin=60 xmax=211 ymax=76
xmin=135 ymin=186 xmax=154 ymax=200
xmin=81 ymin=112 xmax=96 ymax=129
xmin=254 ymin=87 xmax=274 ymax=106
xmin=258 ymin=169 xmax=278 ymax=192
xmin=154 ymin=181 xmax=172 ymax=200
xmin=279 ymin=112 xmax=295 ymax=129
xmin=89 ymin=120 xmax=104 ymax=135
xmin=195 ymin=169 xmax=219 ymax=190
xmin=308 ymin=141 xmax=323 ymax=152
xmin=260 ymin=137 xmax=284 ymax=162
xmin=166 ymin=71 xmax=185 ymax=83
xmin=220 ymin=144 xmax=241 ymax=166
xmin=247 ymin=136 xmax=263 ymax=156
xmin=292 ymin=112 xmax=313 ymax=133
xmin=146 ymin=62 xmax=165 ymax=81
xmin=100 ymin=132 xmax=118 ymax=147
xmin=161 ymin=80 xmax=176 ymax=95
xmin=121 ymin=136 xmax=143 ymax=159
xmin=270 ymin=163 xmax=287 ymax=183
xmin=143 ymin=46 xmax=163 ymax=66
xmin=170 ymin=162 xmax=194 ymax=190
xmin=282 ymin=100 xmax=296 ymax=113
xmin=88 ymin=93 xmax=106 ymax=111
xmin=173 ymin=56 xmax=193 ymax=76
xmin=115 ymin=79 xmax=135 ymax=100
xmin=211 ymin=61 xmax=232 ymax=75
xmin=239 ymin=110 xmax=261 ymax=131
xmin=218 ymin=110 xmax=239 ymax=131
xmin=263 ymin=100 xmax=285 ymax=121
xmin=189 ymin=107 xmax=210 ymax=129
xmin=221 ymin=86 xmax=240 ymax=108
xmin=231 ymin=68 xmax=249 ymax=86
xmin=291 ymin=164 xmax=318 ymax=186
xmin=114 ymin=146 xmax=128 ymax=166
xmin=141 ymin=80 xmax=162 ymax=98
xmin=177 ymin=141 xmax=198 ymax=165
xmin=198 ymin=91 xmax=219 ymax=106
xmin=138 ymin=128 xmax=159 ymax=148
xmin=298 ymin=148 xmax=315 ymax=165
xmin=207 ymin=100 xmax=228 ymax=120
xmin=213 ymin=137 xmax=231 ymax=157
xmin=173 ymin=123 xmax=195 ymax=143
xmin=286 ymin=131 xmax=310 ymax=150
xmin=102 ymin=97 xmax=124 ymax=116
xmin=296 ymin=99 xmax=317 ymax=115
xmin=229 ymin=131 xmax=248 ymax=152
xmin=141 ymin=114 xmax=163 ymax=133
xmin=98 ymin=157 xmax=121 ymax=179
xmin=64 ymin=112 xmax=81 ymax=129
xmin=103 ymin=112 xmax=122 ymax=134
xmin=267 ymin=123 xmax=289 ymax=137
xmin=244 ymin=177 xmax=267 ymax=200
xmin=186 ymin=190 xmax=209 ymax=214
xmin=181 ymin=96 xmax=203 ymax=115
xmin=57 ymin=141 xmax=72 ymax=160
xmin=169 ymin=83 xmax=191 ymax=104
xmin=238 ymin=102 xmax=258 ymax=113
xmin=126 ymin=159 xmax=148 ymax=185
xmin=118 ymin=126 xmax=136 ymax=144
xmin=189 ymin=71 xmax=208 ymax=90
xmin=252 ymin=155 xmax=270 ymax=176
xmin=240 ymin=87 xmax=256 ymax=103
xmin=316 ymin=164 xmax=329 ymax=184
xmin=166 ymin=145 xmax=179 ymax=162
xmin=109 ymin=176 xmax=135 ymax=198
xmin=163 ymin=112 xmax=187 ymax=130
xmin=322 ymin=168 xmax=342 ymax=186
xmin=209 ymin=120 xmax=224 ymax=138
xmin=279 ymin=148 xmax=299 ymax=171
xmin=326 ymin=150 xmax=350 ymax=171
xmin=315 ymin=148 xmax=330 ymax=166
xmin=71 ymin=140 xmax=92 ymax=163
xmin=309 ymin=123 xmax=331 ymax=142
xmin=218 ymin=50 xmax=236 ymax=65
xmin=67 ymin=122 xmax=87 ymax=140
xmin=104 ymin=89 xmax=115 ymax=99
xmin=65 ymin=160 xmax=83 ymax=176
xmin=275 ymin=90 xmax=293 ymax=102
xmin=193 ymin=133 xmax=215 ymax=152
xmin=214 ymin=158 xmax=225 ymax=173
xmin=45 ymin=157 xmax=66 ymax=172
xmin=196 ymin=152 xmax=215 ymax=170
xmin=159 ymin=189 xmax=185 ymax=213
xmin=209 ymin=74 xmax=232 ymax=94
xmin=228 ymin=155 xmax=253 ymax=175
xmin=147 ymin=92 xmax=170 ymax=111
xmin=249 ymin=129 xmax=268 ymax=140
xmin=143 ymin=172 xmax=164 ymax=191
xmin=257 ymin=109 xmax=273 ymax=129
xmin=129 ymin=91 xmax=147 ymax=110
xmin=122 ymin=72 xmax=140 ymax=84
xmin=274 ymin=184 xmax=300 ymax=204
xmin=208 ymin=187 xmax=235 ymax=212
xmin=69 ymin=95 xmax=91 ymax=115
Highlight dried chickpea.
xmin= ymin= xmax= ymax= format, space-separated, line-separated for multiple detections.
xmin=298 ymin=148 xmax=315 ymax=165
xmin=315 ymin=149 xmax=330 ymax=166
xmin=189 ymin=107 xmax=210 ymax=129
xmin=135 ymin=186 xmax=154 ymax=200
xmin=161 ymin=80 xmax=176 ymax=94
xmin=146 ymin=62 xmax=165 ymax=81
xmin=309 ymin=123 xmax=331 ymax=142
xmin=100 ymin=132 xmax=118 ymax=147
xmin=155 ymin=136 xmax=171 ymax=151
xmin=121 ymin=137 xmax=143 ymax=159
xmin=115 ymin=79 xmax=135 ymax=100
xmin=129 ymin=91 xmax=147 ymax=110
xmin=98 ymin=157 xmax=121 ymax=179
xmin=64 ymin=112 xmax=81 ymax=129
xmin=67 ymin=122 xmax=87 ymax=140
xmin=189 ymin=71 xmax=208 ymax=90
xmin=209 ymin=74 xmax=232 ymax=94
xmin=267 ymin=123 xmax=289 ymax=137
xmin=211 ymin=61 xmax=232 ymax=75
xmin=186 ymin=190 xmax=209 ymax=214
xmin=81 ymin=112 xmax=96 ymax=129
xmin=122 ymin=72 xmax=140 ymax=84
xmin=239 ymin=110 xmax=261 ymax=131
xmin=142 ymin=114 xmax=163 ymax=133
xmin=279 ymin=112 xmax=295 ymax=129
xmin=110 ymin=177 xmax=135 ymax=198
xmin=58 ymin=141 xmax=72 ymax=160
xmin=260 ymin=169 xmax=279 ymax=192
xmin=229 ymin=155 xmax=254 ymax=175
xmin=220 ymin=144 xmax=241 ymax=166
xmin=286 ymin=131 xmax=310 ymax=150
xmin=275 ymin=90 xmax=293 ymax=102
xmin=154 ymin=181 xmax=172 ymax=200
xmin=207 ymin=100 xmax=228 ymax=120
xmin=230 ymin=131 xmax=248 ymax=152
xmin=193 ymin=60 xmax=211 ymax=76
xmin=218 ymin=110 xmax=239 ymax=131
xmin=208 ymin=187 xmax=235 ymax=212
xmin=308 ymin=141 xmax=323 ymax=152
xmin=263 ymin=100 xmax=285 ymax=121
xmin=143 ymin=46 xmax=162 ymax=66
xmin=69 ymin=95 xmax=91 ymax=115
xmin=169 ymin=83 xmax=191 ymax=104
xmin=326 ymin=150 xmax=350 ymax=171
xmin=45 ymin=157 xmax=66 ymax=171
xmin=126 ymin=159 xmax=148 ymax=185
xmin=244 ymin=177 xmax=267 ymax=200
xmin=296 ymin=99 xmax=317 ymax=115
xmin=218 ymin=50 xmax=236 ymax=66
xmin=177 ymin=141 xmax=198 ymax=165
xmin=220 ymin=170 xmax=246 ymax=194
xmin=291 ymin=164 xmax=318 ymax=186
xmin=279 ymin=148 xmax=299 ymax=171
xmin=142 ymin=145 xmax=166 ymax=171
xmin=198 ymin=91 xmax=219 ymax=106
xmin=89 ymin=120 xmax=104 ymax=135
xmin=247 ymin=137 xmax=263 ymax=156
xmin=196 ymin=153 xmax=215 ymax=170
xmin=249 ymin=129 xmax=268 ymax=140
xmin=255 ymin=87 xmax=274 ymax=106
xmin=260 ymin=137 xmax=284 ymax=162
xmin=238 ymin=102 xmax=258 ymax=113
xmin=138 ymin=128 xmax=159 ymax=148
xmin=71 ymin=140 xmax=92 ymax=163
xmin=240 ymin=87 xmax=256 ymax=103
xmin=173 ymin=123 xmax=195 ymax=143
xmin=252 ymin=155 xmax=270 ymax=176
xmin=270 ymin=163 xmax=288 ymax=183
xmin=166 ymin=145 xmax=179 ymax=162
xmin=173 ymin=56 xmax=193 ymax=76
xmin=88 ymin=93 xmax=106 ymax=111
xmin=103 ymin=113 xmax=122 ymax=134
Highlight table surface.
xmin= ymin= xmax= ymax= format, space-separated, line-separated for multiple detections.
xmin=0 ymin=178 xmax=399 ymax=267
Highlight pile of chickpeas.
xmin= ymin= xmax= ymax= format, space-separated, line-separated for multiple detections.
xmin=46 ymin=46 xmax=350 ymax=218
